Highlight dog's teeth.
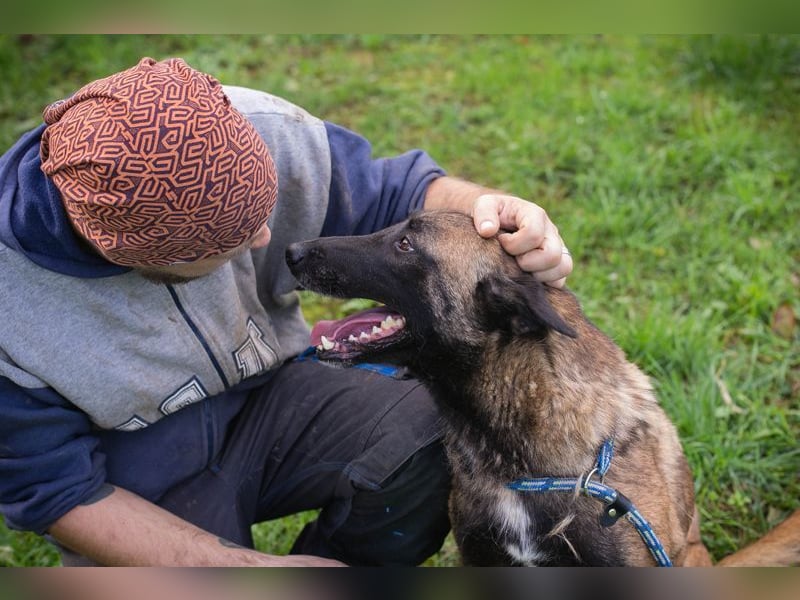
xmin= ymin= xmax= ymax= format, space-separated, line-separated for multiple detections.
xmin=316 ymin=344 xmax=323 ymax=352
xmin=372 ymin=325 xmax=382 ymax=335
xmin=348 ymin=335 xmax=358 ymax=343
xmin=320 ymin=336 xmax=335 ymax=350
xmin=359 ymin=332 xmax=370 ymax=342
xmin=382 ymin=316 xmax=395 ymax=329
xmin=396 ymin=316 xmax=405 ymax=326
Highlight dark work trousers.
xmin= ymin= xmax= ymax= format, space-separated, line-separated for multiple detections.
xmin=58 ymin=359 xmax=451 ymax=566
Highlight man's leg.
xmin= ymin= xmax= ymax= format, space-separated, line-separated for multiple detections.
xmin=286 ymin=434 xmax=450 ymax=565
xmin=158 ymin=359 xmax=451 ymax=566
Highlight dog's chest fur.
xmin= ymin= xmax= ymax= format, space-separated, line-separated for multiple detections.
xmin=421 ymin=329 xmax=655 ymax=566
xmin=443 ymin=427 xmax=542 ymax=565
xmin=443 ymin=417 xmax=638 ymax=566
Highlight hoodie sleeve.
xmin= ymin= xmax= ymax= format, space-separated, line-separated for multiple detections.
xmin=320 ymin=122 xmax=445 ymax=237
xmin=0 ymin=372 xmax=106 ymax=534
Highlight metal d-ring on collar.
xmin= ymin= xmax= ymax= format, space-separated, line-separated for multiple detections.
xmin=506 ymin=438 xmax=673 ymax=567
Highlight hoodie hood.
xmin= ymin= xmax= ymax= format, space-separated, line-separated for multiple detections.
xmin=0 ymin=125 xmax=129 ymax=277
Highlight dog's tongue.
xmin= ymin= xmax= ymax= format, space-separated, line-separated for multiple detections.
xmin=310 ymin=306 xmax=400 ymax=346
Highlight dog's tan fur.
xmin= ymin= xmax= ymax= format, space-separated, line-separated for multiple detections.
xmin=287 ymin=210 xmax=799 ymax=566
xmin=423 ymin=215 xmax=698 ymax=564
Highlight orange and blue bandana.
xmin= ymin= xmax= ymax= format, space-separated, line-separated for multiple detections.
xmin=39 ymin=57 xmax=277 ymax=267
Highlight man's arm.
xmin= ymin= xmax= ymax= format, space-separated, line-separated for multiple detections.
xmin=423 ymin=176 xmax=573 ymax=288
xmin=48 ymin=484 xmax=343 ymax=567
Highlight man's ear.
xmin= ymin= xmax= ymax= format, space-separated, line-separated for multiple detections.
xmin=476 ymin=273 xmax=577 ymax=338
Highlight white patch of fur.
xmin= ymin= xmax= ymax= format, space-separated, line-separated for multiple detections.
xmin=506 ymin=542 xmax=543 ymax=566
xmin=496 ymin=488 xmax=530 ymax=534
xmin=494 ymin=487 xmax=543 ymax=565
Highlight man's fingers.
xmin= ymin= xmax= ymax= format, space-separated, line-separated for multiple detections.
xmin=530 ymin=251 xmax=573 ymax=287
xmin=495 ymin=211 xmax=549 ymax=256
xmin=500 ymin=220 xmax=559 ymax=267
xmin=502 ymin=221 xmax=573 ymax=287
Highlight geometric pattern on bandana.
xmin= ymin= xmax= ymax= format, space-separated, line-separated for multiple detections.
xmin=39 ymin=57 xmax=278 ymax=266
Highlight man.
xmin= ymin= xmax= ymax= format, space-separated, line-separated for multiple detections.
xmin=0 ymin=57 xmax=572 ymax=566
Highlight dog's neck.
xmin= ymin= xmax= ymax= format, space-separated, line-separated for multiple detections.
xmin=413 ymin=313 xmax=649 ymax=481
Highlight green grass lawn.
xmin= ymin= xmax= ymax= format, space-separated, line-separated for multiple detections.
xmin=0 ymin=34 xmax=798 ymax=567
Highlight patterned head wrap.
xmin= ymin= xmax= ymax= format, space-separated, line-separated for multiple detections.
xmin=39 ymin=57 xmax=278 ymax=266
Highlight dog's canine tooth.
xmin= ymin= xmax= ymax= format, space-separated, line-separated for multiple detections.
xmin=320 ymin=335 xmax=335 ymax=350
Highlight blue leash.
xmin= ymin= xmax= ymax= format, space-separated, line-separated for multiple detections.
xmin=506 ymin=438 xmax=673 ymax=567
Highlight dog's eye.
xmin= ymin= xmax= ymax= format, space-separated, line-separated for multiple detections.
xmin=395 ymin=236 xmax=414 ymax=253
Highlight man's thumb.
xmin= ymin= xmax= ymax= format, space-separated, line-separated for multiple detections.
xmin=473 ymin=195 xmax=500 ymax=238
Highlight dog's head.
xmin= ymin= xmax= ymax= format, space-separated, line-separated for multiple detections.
xmin=286 ymin=210 xmax=576 ymax=367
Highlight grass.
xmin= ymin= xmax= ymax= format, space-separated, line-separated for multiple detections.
xmin=0 ymin=34 xmax=798 ymax=566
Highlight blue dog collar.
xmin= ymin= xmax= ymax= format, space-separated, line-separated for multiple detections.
xmin=507 ymin=438 xmax=673 ymax=567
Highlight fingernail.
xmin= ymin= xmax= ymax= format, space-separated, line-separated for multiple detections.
xmin=480 ymin=220 xmax=494 ymax=233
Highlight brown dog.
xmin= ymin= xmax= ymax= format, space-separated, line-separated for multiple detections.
xmin=286 ymin=210 xmax=799 ymax=566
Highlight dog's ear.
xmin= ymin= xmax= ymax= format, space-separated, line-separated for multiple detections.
xmin=476 ymin=273 xmax=577 ymax=338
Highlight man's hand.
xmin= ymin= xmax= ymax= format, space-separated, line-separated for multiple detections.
xmin=424 ymin=177 xmax=573 ymax=288
xmin=471 ymin=193 xmax=572 ymax=288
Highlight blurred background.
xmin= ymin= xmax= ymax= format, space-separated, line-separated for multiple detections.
xmin=0 ymin=34 xmax=797 ymax=566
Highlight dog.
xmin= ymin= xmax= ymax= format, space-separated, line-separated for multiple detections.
xmin=286 ymin=210 xmax=799 ymax=566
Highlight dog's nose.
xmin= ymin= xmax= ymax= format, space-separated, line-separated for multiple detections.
xmin=285 ymin=243 xmax=307 ymax=268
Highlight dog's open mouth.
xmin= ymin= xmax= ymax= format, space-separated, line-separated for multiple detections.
xmin=310 ymin=306 xmax=408 ymax=360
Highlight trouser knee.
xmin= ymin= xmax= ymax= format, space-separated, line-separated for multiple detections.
xmin=294 ymin=439 xmax=452 ymax=566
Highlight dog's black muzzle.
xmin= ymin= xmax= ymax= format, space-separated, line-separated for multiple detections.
xmin=285 ymin=242 xmax=322 ymax=270
xmin=285 ymin=226 xmax=421 ymax=315
xmin=286 ymin=237 xmax=379 ymax=300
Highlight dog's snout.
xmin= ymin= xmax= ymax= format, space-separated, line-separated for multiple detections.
xmin=285 ymin=243 xmax=307 ymax=268
xmin=286 ymin=242 xmax=325 ymax=269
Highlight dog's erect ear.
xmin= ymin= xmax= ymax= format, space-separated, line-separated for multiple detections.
xmin=476 ymin=273 xmax=577 ymax=338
